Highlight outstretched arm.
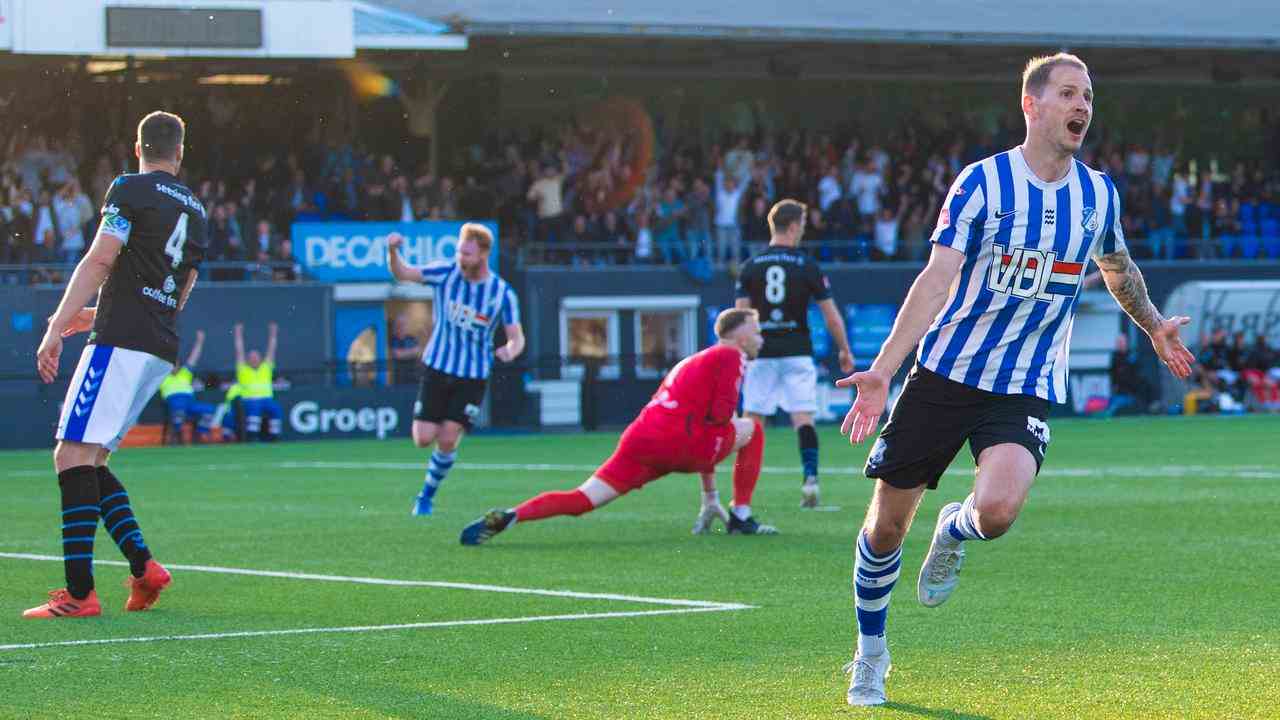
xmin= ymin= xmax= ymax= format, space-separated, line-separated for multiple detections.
xmin=186 ymin=329 xmax=206 ymax=368
xmin=837 ymin=245 xmax=964 ymax=443
xmin=818 ymin=298 xmax=855 ymax=374
xmin=266 ymin=322 xmax=279 ymax=365
xmin=233 ymin=322 xmax=246 ymax=366
xmin=1095 ymin=248 xmax=1194 ymax=379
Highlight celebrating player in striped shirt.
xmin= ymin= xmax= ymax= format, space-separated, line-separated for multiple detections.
xmin=836 ymin=53 xmax=1196 ymax=706
xmin=386 ymin=224 xmax=524 ymax=516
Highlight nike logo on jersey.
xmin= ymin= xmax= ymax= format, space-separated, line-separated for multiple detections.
xmin=994 ymin=209 xmax=1017 ymax=220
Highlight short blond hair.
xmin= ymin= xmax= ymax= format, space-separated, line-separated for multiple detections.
xmin=1022 ymin=53 xmax=1088 ymax=98
xmin=460 ymin=223 xmax=493 ymax=254
xmin=714 ymin=308 xmax=758 ymax=339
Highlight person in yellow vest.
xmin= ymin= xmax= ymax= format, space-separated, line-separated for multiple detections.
xmin=233 ymin=321 xmax=282 ymax=441
xmin=213 ymin=381 xmax=244 ymax=442
xmin=159 ymin=329 xmax=215 ymax=444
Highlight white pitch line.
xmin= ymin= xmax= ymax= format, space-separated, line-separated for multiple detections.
xmin=5 ymin=462 xmax=1280 ymax=480
xmin=0 ymin=553 xmax=753 ymax=610
xmin=0 ymin=606 xmax=744 ymax=652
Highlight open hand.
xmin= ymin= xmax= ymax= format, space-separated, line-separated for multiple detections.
xmin=1150 ymin=316 xmax=1195 ymax=380
xmin=836 ymin=368 xmax=890 ymax=444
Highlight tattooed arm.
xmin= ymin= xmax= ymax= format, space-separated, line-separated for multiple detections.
xmin=1095 ymin=248 xmax=1195 ymax=379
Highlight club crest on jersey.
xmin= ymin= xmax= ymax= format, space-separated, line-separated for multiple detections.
xmin=937 ymin=207 xmax=951 ymax=229
xmin=987 ymin=247 xmax=1084 ymax=302
xmin=1081 ymin=207 xmax=1100 ymax=233
xmin=446 ymin=300 xmax=491 ymax=332
xmin=163 ymin=275 xmax=176 ymax=294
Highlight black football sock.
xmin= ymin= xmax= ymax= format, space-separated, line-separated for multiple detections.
xmin=97 ymin=466 xmax=152 ymax=577
xmin=797 ymin=424 xmax=819 ymax=481
xmin=58 ymin=466 xmax=101 ymax=599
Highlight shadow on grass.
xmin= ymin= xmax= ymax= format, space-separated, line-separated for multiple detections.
xmin=876 ymin=701 xmax=993 ymax=720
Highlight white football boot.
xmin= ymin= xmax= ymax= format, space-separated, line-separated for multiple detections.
xmin=691 ymin=502 xmax=731 ymax=535
xmin=844 ymin=651 xmax=891 ymax=706
xmin=917 ymin=501 xmax=965 ymax=607
xmin=800 ymin=477 xmax=820 ymax=509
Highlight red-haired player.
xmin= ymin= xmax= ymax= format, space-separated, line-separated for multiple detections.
xmin=460 ymin=308 xmax=778 ymax=545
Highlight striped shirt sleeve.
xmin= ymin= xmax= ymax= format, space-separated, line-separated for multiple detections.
xmin=500 ymin=285 xmax=520 ymax=325
xmin=929 ymin=164 xmax=987 ymax=253
xmin=419 ymin=261 xmax=453 ymax=287
xmin=1093 ymin=175 xmax=1128 ymax=258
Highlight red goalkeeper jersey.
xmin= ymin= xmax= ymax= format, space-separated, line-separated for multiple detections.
xmin=638 ymin=344 xmax=747 ymax=428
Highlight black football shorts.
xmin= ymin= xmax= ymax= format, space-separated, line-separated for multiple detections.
xmin=864 ymin=364 xmax=1051 ymax=490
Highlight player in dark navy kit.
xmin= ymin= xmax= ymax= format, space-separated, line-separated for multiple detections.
xmin=28 ymin=111 xmax=206 ymax=619
xmin=735 ymin=199 xmax=855 ymax=509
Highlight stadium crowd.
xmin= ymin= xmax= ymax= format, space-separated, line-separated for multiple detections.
xmin=4 ymin=110 xmax=1280 ymax=274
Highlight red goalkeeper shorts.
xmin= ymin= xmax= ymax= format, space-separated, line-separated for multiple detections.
xmin=595 ymin=415 xmax=737 ymax=494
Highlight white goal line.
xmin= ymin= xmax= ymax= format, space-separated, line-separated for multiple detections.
xmin=0 ymin=606 xmax=739 ymax=652
xmin=0 ymin=552 xmax=754 ymax=652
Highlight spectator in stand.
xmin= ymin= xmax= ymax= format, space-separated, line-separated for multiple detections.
xmin=685 ymin=177 xmax=713 ymax=261
xmin=527 ymin=160 xmax=566 ymax=243
xmin=872 ymin=205 xmax=901 ymax=261
xmin=1105 ymin=333 xmax=1152 ymax=416
xmin=599 ymin=211 xmax=631 ymax=264
xmin=1243 ymin=334 xmax=1279 ymax=410
xmin=31 ymin=188 xmax=58 ymax=264
xmin=53 ymin=178 xmax=92 ymax=263
xmin=248 ymin=220 xmax=278 ymax=263
xmin=713 ymin=166 xmax=747 ymax=268
xmin=743 ymin=195 xmax=771 ymax=248
xmin=1170 ymin=164 xmax=1191 ymax=255
xmin=1194 ymin=169 xmax=1215 ymax=258
xmin=724 ymin=134 xmax=754 ymax=184
xmin=849 ymin=154 xmax=883 ymax=235
xmin=817 ymin=163 xmax=842 ymax=212
xmin=270 ymin=237 xmax=298 ymax=282
xmin=389 ymin=313 xmax=423 ymax=386
xmin=655 ymin=184 xmax=687 ymax=264
xmin=631 ymin=201 xmax=655 ymax=264
xmin=1213 ymin=198 xmax=1240 ymax=259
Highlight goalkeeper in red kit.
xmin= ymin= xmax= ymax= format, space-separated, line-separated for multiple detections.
xmin=459 ymin=308 xmax=778 ymax=545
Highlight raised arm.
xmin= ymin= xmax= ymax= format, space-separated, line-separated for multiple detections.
xmin=837 ymin=245 xmax=964 ymax=443
xmin=186 ymin=329 xmax=206 ymax=368
xmin=265 ymin=321 xmax=279 ymax=365
xmin=233 ymin=322 xmax=246 ymax=366
xmin=385 ymin=233 xmax=423 ymax=283
xmin=817 ymin=298 xmax=855 ymax=374
xmin=1095 ymin=248 xmax=1194 ymax=379
xmin=1094 ymin=179 xmax=1194 ymax=379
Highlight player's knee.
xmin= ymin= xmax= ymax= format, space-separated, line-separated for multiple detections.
xmin=436 ymin=436 xmax=460 ymax=453
xmin=974 ymin=498 xmax=1020 ymax=538
xmin=864 ymin=518 xmax=909 ymax=552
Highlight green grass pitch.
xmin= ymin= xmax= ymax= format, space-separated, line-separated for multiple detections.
xmin=1 ymin=415 xmax=1277 ymax=719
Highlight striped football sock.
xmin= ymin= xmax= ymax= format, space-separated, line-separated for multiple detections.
xmin=58 ymin=466 xmax=101 ymax=600
xmin=943 ymin=493 xmax=989 ymax=545
xmin=422 ymin=450 xmax=457 ymax=495
xmin=97 ymin=466 xmax=152 ymax=577
xmin=854 ymin=530 xmax=901 ymax=657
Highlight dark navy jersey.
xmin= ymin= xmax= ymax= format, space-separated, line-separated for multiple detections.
xmin=90 ymin=171 xmax=207 ymax=363
xmin=735 ymin=246 xmax=831 ymax=358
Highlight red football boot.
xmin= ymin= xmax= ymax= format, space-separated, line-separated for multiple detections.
xmin=125 ymin=560 xmax=172 ymax=612
xmin=23 ymin=589 xmax=101 ymax=619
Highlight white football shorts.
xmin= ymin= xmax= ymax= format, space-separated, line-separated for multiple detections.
xmin=743 ymin=355 xmax=818 ymax=415
xmin=56 ymin=344 xmax=173 ymax=451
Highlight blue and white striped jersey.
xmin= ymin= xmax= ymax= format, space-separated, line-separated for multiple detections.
xmin=918 ymin=147 xmax=1126 ymax=403
xmin=419 ymin=262 xmax=520 ymax=380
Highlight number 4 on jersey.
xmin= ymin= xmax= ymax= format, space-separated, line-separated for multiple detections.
xmin=164 ymin=213 xmax=188 ymax=269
